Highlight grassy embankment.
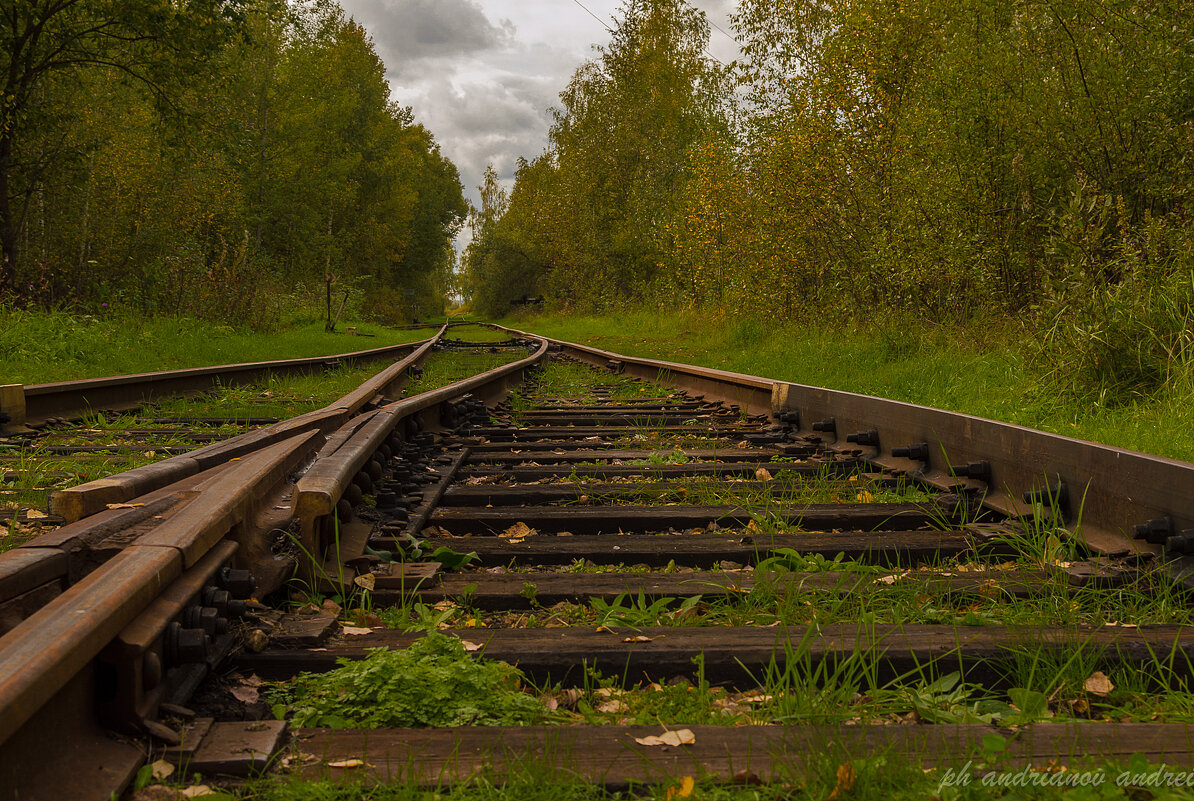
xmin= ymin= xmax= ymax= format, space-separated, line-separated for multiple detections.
xmin=0 ymin=307 xmax=441 ymax=384
xmin=498 ymin=310 xmax=1194 ymax=464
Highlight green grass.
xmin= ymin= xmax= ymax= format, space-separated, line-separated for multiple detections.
xmin=446 ymin=323 xmax=520 ymax=343
xmin=0 ymin=307 xmax=429 ymax=384
xmin=498 ymin=310 xmax=1194 ymax=463
xmin=402 ymin=349 xmax=532 ymax=396
xmin=181 ymin=755 xmax=1194 ymax=800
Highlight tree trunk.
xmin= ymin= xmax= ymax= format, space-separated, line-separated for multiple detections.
xmin=325 ymin=272 xmax=334 ymax=332
xmin=323 ymin=210 xmax=334 ymax=331
xmin=0 ymin=135 xmax=16 ymax=298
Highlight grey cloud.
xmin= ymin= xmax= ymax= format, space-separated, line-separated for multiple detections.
xmin=339 ymin=0 xmax=514 ymax=74
xmin=339 ymin=0 xmax=742 ymax=223
xmin=397 ymin=68 xmax=557 ymax=187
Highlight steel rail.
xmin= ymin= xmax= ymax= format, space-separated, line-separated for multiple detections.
xmin=497 ymin=325 xmax=1194 ymax=564
xmin=0 ymin=430 xmax=318 ymax=745
xmin=48 ymin=325 xmax=448 ymax=522
xmin=0 ymin=332 xmax=548 ymax=799
xmin=12 ymin=324 xmax=1194 ymax=797
xmin=293 ymin=338 xmax=549 ymax=564
xmin=3 ymin=336 xmax=437 ymax=430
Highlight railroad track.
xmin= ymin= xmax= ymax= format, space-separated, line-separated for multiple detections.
xmin=2 ymin=323 xmax=1194 ymax=799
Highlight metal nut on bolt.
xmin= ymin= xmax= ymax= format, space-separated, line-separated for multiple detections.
xmin=949 ymin=461 xmax=991 ymax=483
xmin=892 ymin=442 xmax=930 ymax=462
xmin=1133 ymin=517 xmax=1173 ymax=545
xmin=165 ymin=622 xmax=209 ymax=665
xmin=845 ymin=429 xmax=880 ymax=447
xmin=218 ymin=567 xmax=256 ymax=599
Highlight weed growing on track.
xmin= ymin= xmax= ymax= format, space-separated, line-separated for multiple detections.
xmin=268 ymin=633 xmax=553 ymax=728
xmin=510 ymin=361 xmax=674 ymax=412
xmin=445 ymin=323 xmax=519 ymax=343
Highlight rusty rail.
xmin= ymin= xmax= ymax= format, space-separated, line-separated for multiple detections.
xmin=498 ymin=325 xmax=1194 ymax=566
xmin=294 ymin=338 xmax=549 ymax=574
xmin=2 ymin=335 xmax=437 ymax=431
xmin=49 ymin=326 xmax=447 ymax=522
xmin=0 ymin=329 xmax=545 ymax=799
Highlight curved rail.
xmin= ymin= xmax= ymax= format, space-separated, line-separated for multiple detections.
xmin=49 ymin=325 xmax=448 ymax=522
xmin=4 ymin=337 xmax=435 ymax=430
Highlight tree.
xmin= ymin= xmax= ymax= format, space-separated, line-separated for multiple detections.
xmin=0 ymin=0 xmax=244 ymax=297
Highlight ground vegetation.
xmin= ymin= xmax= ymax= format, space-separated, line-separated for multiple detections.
xmin=1 ymin=0 xmax=466 ymax=326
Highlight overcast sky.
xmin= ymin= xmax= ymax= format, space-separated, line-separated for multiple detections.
xmin=336 ymin=0 xmax=740 ymax=216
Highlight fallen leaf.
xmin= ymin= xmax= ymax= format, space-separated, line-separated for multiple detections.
xmin=24 ymin=509 xmax=48 ymax=519
xmin=666 ymin=776 xmax=696 ymax=800
xmin=597 ymin=699 xmax=629 ymax=714
xmin=501 ymin=521 xmax=536 ymax=539
xmin=104 ymin=502 xmax=146 ymax=510
xmin=459 ymin=640 xmax=482 ymax=652
xmin=827 ymin=762 xmax=856 ymax=800
xmin=181 ymin=787 xmax=218 ymax=798
xmin=150 ymin=760 xmax=174 ymax=780
xmin=731 ymin=769 xmax=763 ymax=785
xmin=754 ymin=467 xmax=772 ymax=482
xmin=855 ymin=490 xmax=874 ymax=503
xmin=353 ymin=573 xmax=376 ymax=591
xmin=321 ymin=599 xmax=342 ymax=617
xmin=1084 ymin=671 xmax=1115 ymax=697
xmin=230 ymin=686 xmax=259 ymax=704
xmin=623 ymin=635 xmax=653 ymax=643
xmin=340 ymin=626 xmax=373 ymax=636
xmin=326 ymin=759 xmax=366 ymax=768
xmin=634 ymin=729 xmax=696 ymax=747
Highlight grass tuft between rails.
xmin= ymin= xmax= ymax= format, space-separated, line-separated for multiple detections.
xmin=268 ymin=634 xmax=550 ymax=729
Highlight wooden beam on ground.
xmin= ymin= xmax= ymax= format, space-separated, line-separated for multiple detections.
xmin=292 ymin=722 xmax=1194 ymax=788
xmin=381 ymin=530 xmax=970 ymax=566
xmin=237 ymin=622 xmax=1192 ymax=686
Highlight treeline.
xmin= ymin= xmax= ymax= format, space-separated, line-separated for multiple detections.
xmin=465 ymin=0 xmax=1194 ymax=400
xmin=2 ymin=0 xmax=465 ymax=326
